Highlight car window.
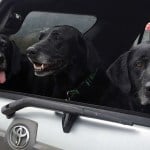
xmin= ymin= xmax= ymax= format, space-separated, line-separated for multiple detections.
xmin=5 ymin=10 xmax=150 ymax=115
xmin=11 ymin=11 xmax=96 ymax=53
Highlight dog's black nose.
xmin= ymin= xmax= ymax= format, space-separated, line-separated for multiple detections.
xmin=0 ymin=54 xmax=5 ymax=64
xmin=26 ymin=47 xmax=37 ymax=56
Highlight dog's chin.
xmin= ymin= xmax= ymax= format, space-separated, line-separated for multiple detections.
xmin=142 ymin=92 xmax=150 ymax=105
xmin=138 ymin=89 xmax=150 ymax=105
xmin=34 ymin=70 xmax=56 ymax=77
xmin=140 ymin=96 xmax=150 ymax=105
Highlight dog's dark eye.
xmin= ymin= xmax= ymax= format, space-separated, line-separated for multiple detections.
xmin=55 ymin=43 xmax=63 ymax=49
xmin=51 ymin=32 xmax=63 ymax=41
xmin=134 ymin=61 xmax=145 ymax=69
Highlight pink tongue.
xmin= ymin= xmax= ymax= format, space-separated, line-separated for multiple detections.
xmin=0 ymin=71 xmax=6 ymax=84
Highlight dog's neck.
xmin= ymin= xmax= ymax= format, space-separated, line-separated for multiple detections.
xmin=52 ymin=65 xmax=90 ymax=98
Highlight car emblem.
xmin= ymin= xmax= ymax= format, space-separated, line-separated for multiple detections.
xmin=9 ymin=125 xmax=30 ymax=149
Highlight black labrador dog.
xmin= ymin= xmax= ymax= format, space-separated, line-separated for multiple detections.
xmin=0 ymin=34 xmax=33 ymax=92
xmin=26 ymin=25 xmax=100 ymax=103
xmin=0 ymin=34 xmax=20 ymax=83
xmin=104 ymin=42 xmax=150 ymax=113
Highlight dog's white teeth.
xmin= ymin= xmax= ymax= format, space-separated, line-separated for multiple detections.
xmin=41 ymin=64 xmax=44 ymax=70
xmin=33 ymin=64 xmax=36 ymax=69
xmin=33 ymin=63 xmax=46 ymax=71
xmin=34 ymin=64 xmax=42 ymax=70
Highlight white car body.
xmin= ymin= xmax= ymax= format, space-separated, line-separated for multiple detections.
xmin=0 ymin=94 xmax=150 ymax=150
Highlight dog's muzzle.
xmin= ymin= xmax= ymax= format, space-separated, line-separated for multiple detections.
xmin=139 ymin=82 xmax=150 ymax=105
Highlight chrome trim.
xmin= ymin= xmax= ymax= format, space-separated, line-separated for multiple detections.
xmin=9 ymin=125 xmax=29 ymax=149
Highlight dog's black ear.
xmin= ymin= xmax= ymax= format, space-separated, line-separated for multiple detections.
xmin=39 ymin=31 xmax=45 ymax=40
xmin=77 ymin=36 xmax=100 ymax=72
xmin=86 ymin=40 xmax=101 ymax=72
xmin=106 ymin=51 xmax=131 ymax=93
xmin=10 ymin=41 xmax=21 ymax=75
xmin=107 ymin=51 xmax=131 ymax=93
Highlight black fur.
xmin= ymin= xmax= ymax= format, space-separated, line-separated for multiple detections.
xmin=26 ymin=25 xmax=100 ymax=104
xmin=0 ymin=34 xmax=32 ymax=93
xmin=105 ymin=43 xmax=150 ymax=113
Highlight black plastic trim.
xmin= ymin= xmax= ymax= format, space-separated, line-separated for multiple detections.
xmin=1 ymin=90 xmax=150 ymax=128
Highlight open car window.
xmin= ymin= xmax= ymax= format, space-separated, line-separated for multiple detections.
xmin=1 ymin=8 xmax=150 ymax=115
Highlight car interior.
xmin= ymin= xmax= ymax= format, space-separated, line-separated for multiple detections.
xmin=1 ymin=0 xmax=150 ymax=133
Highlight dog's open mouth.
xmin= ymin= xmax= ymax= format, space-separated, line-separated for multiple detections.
xmin=31 ymin=59 xmax=65 ymax=76
xmin=33 ymin=62 xmax=50 ymax=72
xmin=33 ymin=59 xmax=64 ymax=71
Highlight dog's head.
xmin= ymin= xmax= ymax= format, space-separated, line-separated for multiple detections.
xmin=26 ymin=25 xmax=99 ymax=77
xmin=0 ymin=34 xmax=21 ymax=84
xmin=107 ymin=43 xmax=150 ymax=106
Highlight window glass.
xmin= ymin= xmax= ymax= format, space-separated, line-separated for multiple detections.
xmin=11 ymin=11 xmax=96 ymax=52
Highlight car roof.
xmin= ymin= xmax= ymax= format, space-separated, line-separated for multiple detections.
xmin=11 ymin=0 xmax=150 ymax=20
xmin=1 ymin=0 xmax=150 ymax=67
